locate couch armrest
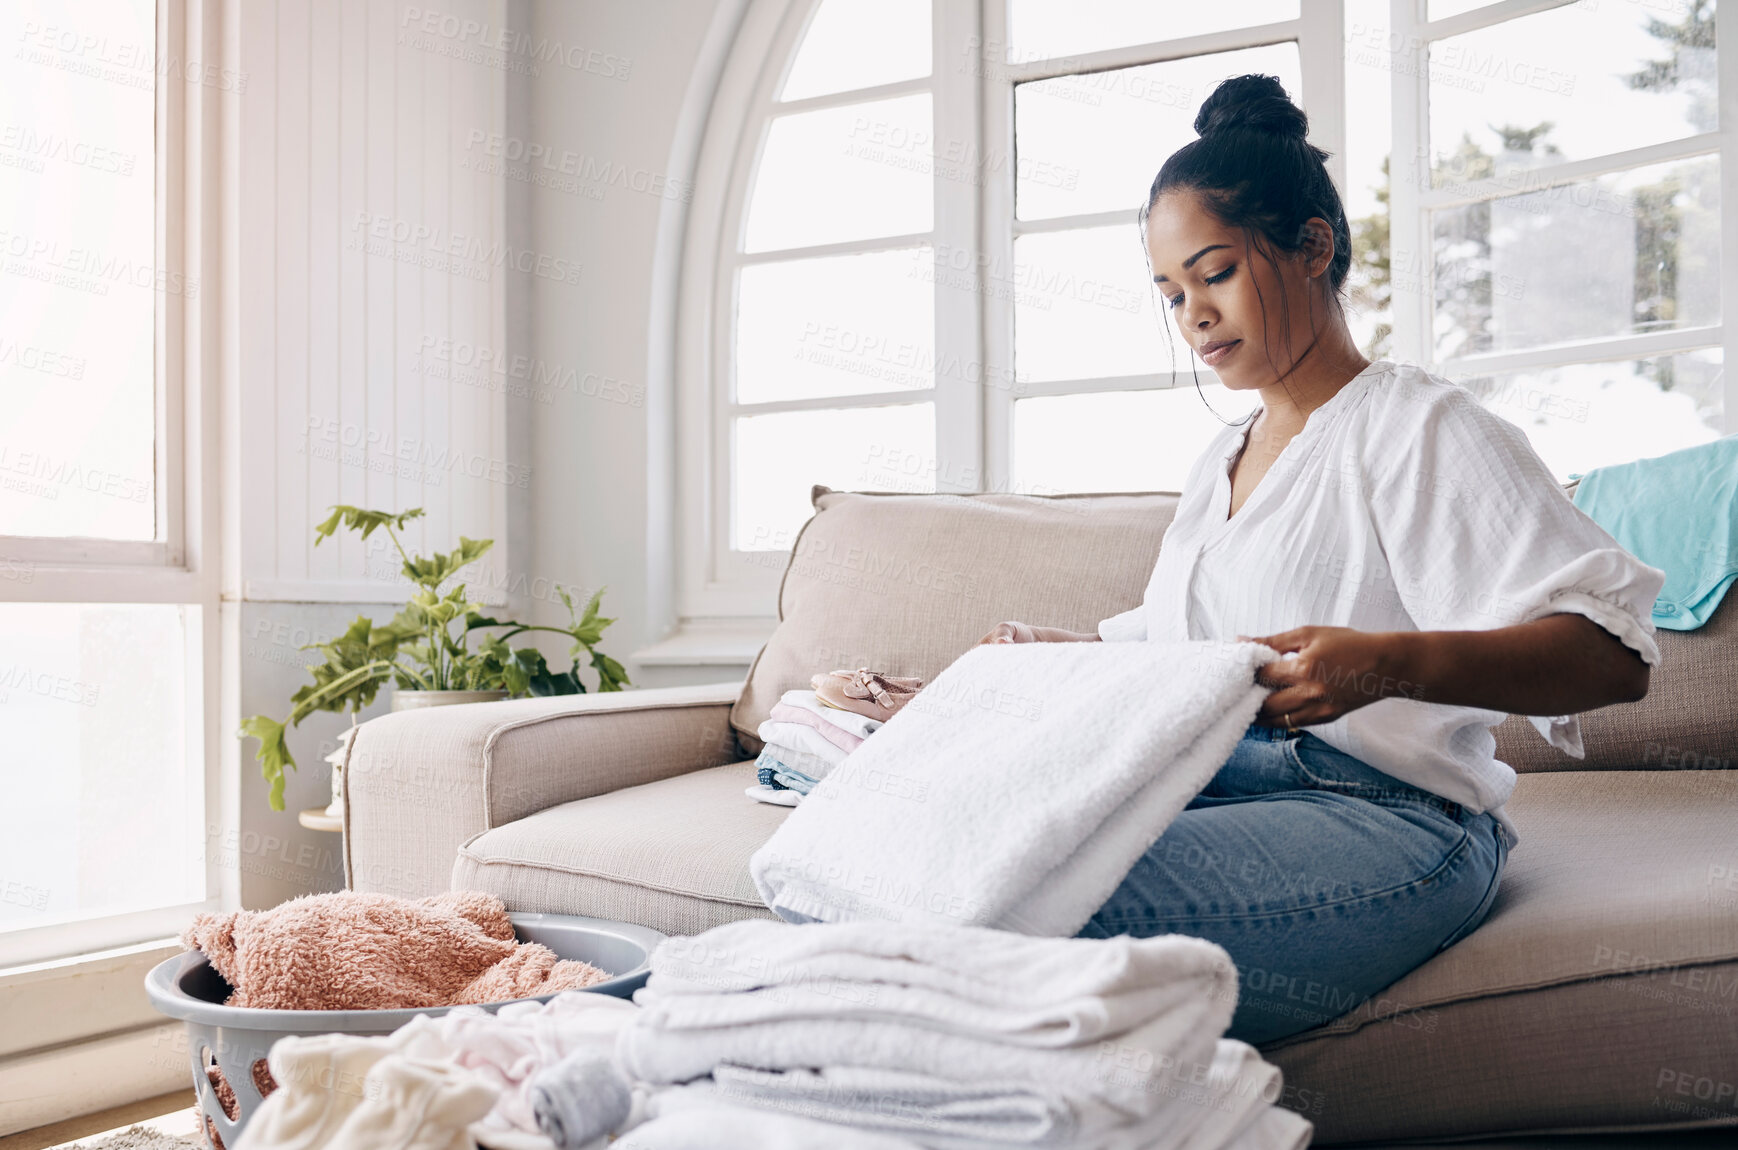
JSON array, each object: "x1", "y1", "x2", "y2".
[{"x1": 342, "y1": 681, "x2": 744, "y2": 897}]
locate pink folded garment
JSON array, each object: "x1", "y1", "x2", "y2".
[
  {"x1": 769, "y1": 702, "x2": 865, "y2": 753},
  {"x1": 182, "y1": 890, "x2": 612, "y2": 1011}
]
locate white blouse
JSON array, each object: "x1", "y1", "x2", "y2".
[{"x1": 1097, "y1": 359, "x2": 1666, "y2": 843}]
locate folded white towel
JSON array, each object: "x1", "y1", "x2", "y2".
[
  {"x1": 751, "y1": 640, "x2": 1276, "y2": 936},
  {"x1": 616, "y1": 1009, "x2": 1222, "y2": 1128},
  {"x1": 623, "y1": 1091, "x2": 925, "y2": 1149},
  {"x1": 638, "y1": 1041, "x2": 1309, "y2": 1150},
  {"x1": 677, "y1": 1040, "x2": 1305, "y2": 1150},
  {"x1": 756, "y1": 719, "x2": 850, "y2": 767},
  {"x1": 637, "y1": 920, "x2": 1236, "y2": 1049},
  {"x1": 778, "y1": 688, "x2": 885, "y2": 739},
  {"x1": 647, "y1": 919, "x2": 1229, "y2": 1008}
]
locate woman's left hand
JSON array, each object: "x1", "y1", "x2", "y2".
[{"x1": 1237, "y1": 626, "x2": 1423, "y2": 728}]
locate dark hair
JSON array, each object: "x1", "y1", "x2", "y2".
[
  {"x1": 1146, "y1": 73, "x2": 1350, "y2": 291},
  {"x1": 1142, "y1": 74, "x2": 1351, "y2": 407}
]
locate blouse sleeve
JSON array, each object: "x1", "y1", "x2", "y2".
[
  {"x1": 1368, "y1": 386, "x2": 1667, "y2": 756},
  {"x1": 1097, "y1": 605, "x2": 1147, "y2": 643}
]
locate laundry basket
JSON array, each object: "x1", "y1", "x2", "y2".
[{"x1": 144, "y1": 911, "x2": 665, "y2": 1150}]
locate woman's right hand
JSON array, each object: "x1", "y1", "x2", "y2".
[{"x1": 977, "y1": 620, "x2": 1040, "y2": 645}]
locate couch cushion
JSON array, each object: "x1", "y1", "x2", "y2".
[
  {"x1": 1493, "y1": 592, "x2": 1738, "y2": 772},
  {"x1": 732, "y1": 485, "x2": 1180, "y2": 754},
  {"x1": 452, "y1": 760, "x2": 784, "y2": 937},
  {"x1": 1265, "y1": 769, "x2": 1738, "y2": 1143}
]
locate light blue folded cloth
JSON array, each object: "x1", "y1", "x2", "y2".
[{"x1": 1572, "y1": 435, "x2": 1738, "y2": 630}]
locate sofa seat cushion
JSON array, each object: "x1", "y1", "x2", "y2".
[
  {"x1": 452, "y1": 760, "x2": 786, "y2": 937},
  {"x1": 1266, "y1": 769, "x2": 1738, "y2": 1143}
]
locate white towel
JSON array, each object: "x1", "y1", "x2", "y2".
[
  {"x1": 751, "y1": 640, "x2": 1277, "y2": 936},
  {"x1": 623, "y1": 1091, "x2": 925, "y2": 1149},
  {"x1": 616, "y1": 925, "x2": 1237, "y2": 1130},
  {"x1": 779, "y1": 687, "x2": 885, "y2": 739},
  {"x1": 637, "y1": 1042, "x2": 1310, "y2": 1150},
  {"x1": 637, "y1": 919, "x2": 1235, "y2": 1048}
]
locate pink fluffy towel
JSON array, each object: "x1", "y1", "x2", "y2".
[{"x1": 181, "y1": 890, "x2": 613, "y2": 1010}]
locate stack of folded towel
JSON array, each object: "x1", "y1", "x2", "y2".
[
  {"x1": 609, "y1": 918, "x2": 1313, "y2": 1150},
  {"x1": 748, "y1": 687, "x2": 888, "y2": 805}
]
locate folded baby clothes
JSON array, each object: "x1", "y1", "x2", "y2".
[
  {"x1": 745, "y1": 783, "x2": 802, "y2": 807},
  {"x1": 769, "y1": 701, "x2": 866, "y2": 752},
  {"x1": 776, "y1": 687, "x2": 885, "y2": 741},
  {"x1": 756, "y1": 719, "x2": 850, "y2": 768},
  {"x1": 754, "y1": 746, "x2": 828, "y2": 793}
]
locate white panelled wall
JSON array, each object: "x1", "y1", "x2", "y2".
[{"x1": 228, "y1": 0, "x2": 526, "y2": 908}]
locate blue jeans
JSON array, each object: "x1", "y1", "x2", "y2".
[{"x1": 1075, "y1": 725, "x2": 1508, "y2": 1045}]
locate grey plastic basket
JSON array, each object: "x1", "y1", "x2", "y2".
[{"x1": 144, "y1": 911, "x2": 664, "y2": 1149}]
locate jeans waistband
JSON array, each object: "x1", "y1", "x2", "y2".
[{"x1": 1242, "y1": 722, "x2": 1295, "y2": 743}]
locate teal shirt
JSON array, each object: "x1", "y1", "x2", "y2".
[{"x1": 1572, "y1": 435, "x2": 1738, "y2": 630}]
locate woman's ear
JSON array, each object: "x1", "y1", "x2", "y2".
[{"x1": 1300, "y1": 218, "x2": 1336, "y2": 279}]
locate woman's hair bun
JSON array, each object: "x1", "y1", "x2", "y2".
[{"x1": 1193, "y1": 74, "x2": 1309, "y2": 140}]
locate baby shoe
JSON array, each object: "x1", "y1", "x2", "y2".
[{"x1": 810, "y1": 668, "x2": 925, "y2": 723}]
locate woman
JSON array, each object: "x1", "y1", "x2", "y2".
[{"x1": 976, "y1": 75, "x2": 1665, "y2": 1045}]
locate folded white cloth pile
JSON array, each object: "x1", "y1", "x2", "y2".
[
  {"x1": 748, "y1": 687, "x2": 886, "y2": 807},
  {"x1": 609, "y1": 918, "x2": 1312, "y2": 1150},
  {"x1": 751, "y1": 639, "x2": 1277, "y2": 935},
  {"x1": 236, "y1": 991, "x2": 643, "y2": 1150}
]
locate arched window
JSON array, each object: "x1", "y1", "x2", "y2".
[{"x1": 676, "y1": 0, "x2": 1342, "y2": 628}]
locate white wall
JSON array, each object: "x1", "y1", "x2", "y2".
[
  {"x1": 521, "y1": 0, "x2": 740, "y2": 688},
  {"x1": 231, "y1": 0, "x2": 519, "y2": 906}
]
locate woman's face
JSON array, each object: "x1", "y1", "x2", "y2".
[{"x1": 1144, "y1": 190, "x2": 1326, "y2": 390}]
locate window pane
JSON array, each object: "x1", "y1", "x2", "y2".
[
  {"x1": 1431, "y1": 157, "x2": 1719, "y2": 359},
  {"x1": 737, "y1": 248, "x2": 933, "y2": 404},
  {"x1": 745, "y1": 94, "x2": 933, "y2": 253},
  {"x1": 1428, "y1": 1, "x2": 1715, "y2": 181},
  {"x1": 734, "y1": 403, "x2": 934, "y2": 550},
  {"x1": 1015, "y1": 386, "x2": 1259, "y2": 493},
  {"x1": 1006, "y1": 0, "x2": 1299, "y2": 62},
  {"x1": 781, "y1": 0, "x2": 931, "y2": 101},
  {"x1": 1013, "y1": 225, "x2": 1164, "y2": 383},
  {"x1": 1015, "y1": 43, "x2": 1302, "y2": 220},
  {"x1": 1461, "y1": 350, "x2": 1723, "y2": 480},
  {"x1": 0, "y1": 604, "x2": 202, "y2": 933},
  {"x1": 0, "y1": 0, "x2": 157, "y2": 541}
]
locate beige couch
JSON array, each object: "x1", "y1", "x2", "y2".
[{"x1": 344, "y1": 485, "x2": 1738, "y2": 1145}]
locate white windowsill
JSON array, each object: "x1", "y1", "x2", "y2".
[{"x1": 630, "y1": 616, "x2": 777, "y2": 666}]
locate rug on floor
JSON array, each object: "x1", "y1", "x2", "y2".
[{"x1": 73, "y1": 1126, "x2": 201, "y2": 1150}]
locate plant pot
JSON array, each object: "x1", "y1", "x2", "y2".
[{"x1": 391, "y1": 689, "x2": 509, "y2": 712}]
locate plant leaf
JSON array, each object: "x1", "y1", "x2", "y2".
[
  {"x1": 591, "y1": 648, "x2": 630, "y2": 692},
  {"x1": 314, "y1": 505, "x2": 425, "y2": 545},
  {"x1": 239, "y1": 714, "x2": 295, "y2": 811}
]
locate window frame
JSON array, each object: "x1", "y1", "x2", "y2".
[
  {"x1": 676, "y1": 0, "x2": 1348, "y2": 627},
  {"x1": 1387, "y1": 0, "x2": 1738, "y2": 437},
  {"x1": 0, "y1": 0, "x2": 225, "y2": 969}
]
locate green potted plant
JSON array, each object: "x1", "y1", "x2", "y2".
[{"x1": 239, "y1": 506, "x2": 630, "y2": 811}]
